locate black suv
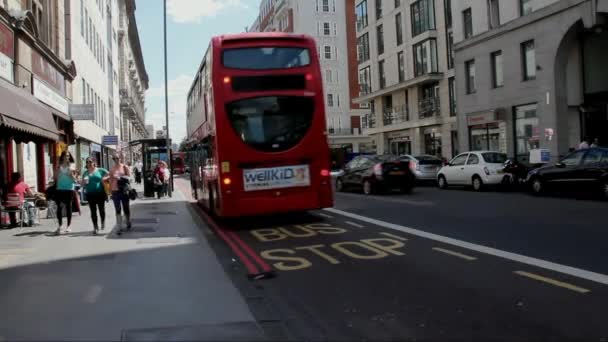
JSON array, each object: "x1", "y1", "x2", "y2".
[{"x1": 526, "y1": 147, "x2": 608, "y2": 199}]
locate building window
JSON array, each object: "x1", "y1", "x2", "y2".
[
  {"x1": 411, "y1": 0, "x2": 436, "y2": 37},
  {"x1": 444, "y1": 0, "x2": 452, "y2": 29},
  {"x1": 522, "y1": 40, "x2": 536, "y2": 80},
  {"x1": 324, "y1": 45, "x2": 332, "y2": 59},
  {"x1": 357, "y1": 33, "x2": 370, "y2": 63},
  {"x1": 322, "y1": 0, "x2": 330, "y2": 12},
  {"x1": 395, "y1": 13, "x2": 403, "y2": 46},
  {"x1": 397, "y1": 51, "x2": 405, "y2": 82},
  {"x1": 356, "y1": 0, "x2": 368, "y2": 32},
  {"x1": 323, "y1": 22, "x2": 331, "y2": 35},
  {"x1": 448, "y1": 77, "x2": 456, "y2": 116},
  {"x1": 491, "y1": 50, "x2": 504, "y2": 87},
  {"x1": 89, "y1": 17, "x2": 93, "y2": 50},
  {"x1": 465, "y1": 59, "x2": 476, "y2": 94},
  {"x1": 80, "y1": 0, "x2": 85, "y2": 37},
  {"x1": 520, "y1": 0, "x2": 533, "y2": 16},
  {"x1": 395, "y1": 0, "x2": 401, "y2": 7},
  {"x1": 327, "y1": 93, "x2": 334, "y2": 107},
  {"x1": 359, "y1": 66, "x2": 372, "y2": 95},
  {"x1": 375, "y1": 0, "x2": 382, "y2": 19},
  {"x1": 514, "y1": 103, "x2": 539, "y2": 158},
  {"x1": 446, "y1": 31, "x2": 454, "y2": 69},
  {"x1": 82, "y1": 79, "x2": 86, "y2": 103},
  {"x1": 413, "y1": 38, "x2": 438, "y2": 77},
  {"x1": 378, "y1": 60, "x2": 386, "y2": 89},
  {"x1": 376, "y1": 24, "x2": 384, "y2": 55},
  {"x1": 325, "y1": 69, "x2": 333, "y2": 83},
  {"x1": 488, "y1": 0, "x2": 500, "y2": 29},
  {"x1": 463, "y1": 8, "x2": 473, "y2": 39},
  {"x1": 30, "y1": 0, "x2": 52, "y2": 47}
]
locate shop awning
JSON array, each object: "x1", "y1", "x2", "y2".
[{"x1": 0, "y1": 77, "x2": 61, "y2": 141}]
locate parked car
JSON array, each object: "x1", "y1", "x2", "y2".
[
  {"x1": 437, "y1": 151, "x2": 508, "y2": 191},
  {"x1": 526, "y1": 147, "x2": 608, "y2": 199},
  {"x1": 335, "y1": 155, "x2": 415, "y2": 195},
  {"x1": 399, "y1": 154, "x2": 444, "y2": 182}
]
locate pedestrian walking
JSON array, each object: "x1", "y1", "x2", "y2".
[
  {"x1": 82, "y1": 157, "x2": 109, "y2": 235},
  {"x1": 54, "y1": 151, "x2": 77, "y2": 235},
  {"x1": 109, "y1": 154, "x2": 132, "y2": 234},
  {"x1": 578, "y1": 137, "x2": 590, "y2": 150},
  {"x1": 161, "y1": 161, "x2": 171, "y2": 197}
]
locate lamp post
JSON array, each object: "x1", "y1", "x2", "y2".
[{"x1": 163, "y1": 0, "x2": 172, "y2": 197}]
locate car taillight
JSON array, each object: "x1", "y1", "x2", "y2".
[
  {"x1": 305, "y1": 73, "x2": 313, "y2": 81},
  {"x1": 484, "y1": 167, "x2": 490, "y2": 175},
  {"x1": 223, "y1": 76, "x2": 231, "y2": 84},
  {"x1": 320, "y1": 169, "x2": 330, "y2": 177},
  {"x1": 223, "y1": 177, "x2": 232, "y2": 185},
  {"x1": 374, "y1": 163, "x2": 383, "y2": 176}
]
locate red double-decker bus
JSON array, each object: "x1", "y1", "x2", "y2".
[{"x1": 186, "y1": 33, "x2": 333, "y2": 217}]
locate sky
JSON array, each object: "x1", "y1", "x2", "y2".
[{"x1": 135, "y1": 0, "x2": 259, "y2": 142}]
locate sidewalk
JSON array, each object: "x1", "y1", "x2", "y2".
[{"x1": 0, "y1": 183, "x2": 264, "y2": 341}]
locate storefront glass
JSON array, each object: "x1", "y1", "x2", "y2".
[
  {"x1": 424, "y1": 132, "x2": 442, "y2": 156},
  {"x1": 469, "y1": 122, "x2": 506, "y2": 153},
  {"x1": 389, "y1": 138, "x2": 411, "y2": 155},
  {"x1": 514, "y1": 104, "x2": 540, "y2": 157}
]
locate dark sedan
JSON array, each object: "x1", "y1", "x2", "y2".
[
  {"x1": 335, "y1": 155, "x2": 415, "y2": 195},
  {"x1": 526, "y1": 147, "x2": 608, "y2": 199}
]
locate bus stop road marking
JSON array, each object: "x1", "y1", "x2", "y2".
[
  {"x1": 324, "y1": 208, "x2": 608, "y2": 287},
  {"x1": 432, "y1": 247, "x2": 477, "y2": 261},
  {"x1": 514, "y1": 271, "x2": 590, "y2": 294}
]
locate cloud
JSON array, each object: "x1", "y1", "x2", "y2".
[
  {"x1": 166, "y1": 0, "x2": 249, "y2": 24},
  {"x1": 146, "y1": 74, "x2": 192, "y2": 141}
]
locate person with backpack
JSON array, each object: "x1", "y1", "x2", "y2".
[
  {"x1": 109, "y1": 154, "x2": 132, "y2": 234},
  {"x1": 81, "y1": 157, "x2": 109, "y2": 235}
]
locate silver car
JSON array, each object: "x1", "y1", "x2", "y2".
[{"x1": 399, "y1": 155, "x2": 444, "y2": 181}]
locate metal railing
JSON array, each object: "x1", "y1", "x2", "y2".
[
  {"x1": 359, "y1": 84, "x2": 372, "y2": 96},
  {"x1": 419, "y1": 96, "x2": 441, "y2": 119},
  {"x1": 383, "y1": 105, "x2": 409, "y2": 125},
  {"x1": 362, "y1": 114, "x2": 377, "y2": 129}
]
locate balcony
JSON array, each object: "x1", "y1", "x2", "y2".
[
  {"x1": 383, "y1": 105, "x2": 409, "y2": 126},
  {"x1": 362, "y1": 114, "x2": 377, "y2": 129},
  {"x1": 419, "y1": 97, "x2": 441, "y2": 119},
  {"x1": 328, "y1": 128, "x2": 362, "y2": 136},
  {"x1": 120, "y1": 87, "x2": 145, "y2": 125}
]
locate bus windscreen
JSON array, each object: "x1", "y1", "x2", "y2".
[{"x1": 222, "y1": 47, "x2": 310, "y2": 70}]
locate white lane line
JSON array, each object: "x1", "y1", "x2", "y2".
[
  {"x1": 317, "y1": 213, "x2": 334, "y2": 219},
  {"x1": 83, "y1": 285, "x2": 103, "y2": 304},
  {"x1": 432, "y1": 247, "x2": 477, "y2": 261},
  {"x1": 514, "y1": 271, "x2": 590, "y2": 294},
  {"x1": 345, "y1": 221, "x2": 365, "y2": 228},
  {"x1": 324, "y1": 208, "x2": 608, "y2": 286}
]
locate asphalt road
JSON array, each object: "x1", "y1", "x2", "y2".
[{"x1": 191, "y1": 179, "x2": 608, "y2": 341}]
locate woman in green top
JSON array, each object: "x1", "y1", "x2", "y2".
[{"x1": 81, "y1": 157, "x2": 110, "y2": 234}]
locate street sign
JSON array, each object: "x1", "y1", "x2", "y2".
[
  {"x1": 102, "y1": 135, "x2": 119, "y2": 145},
  {"x1": 69, "y1": 104, "x2": 95, "y2": 120}
]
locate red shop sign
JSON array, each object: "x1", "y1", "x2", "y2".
[{"x1": 31, "y1": 50, "x2": 66, "y2": 96}]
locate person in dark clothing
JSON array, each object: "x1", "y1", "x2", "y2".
[{"x1": 82, "y1": 157, "x2": 109, "y2": 234}]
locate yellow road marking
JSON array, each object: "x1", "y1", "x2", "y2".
[
  {"x1": 345, "y1": 221, "x2": 364, "y2": 228},
  {"x1": 514, "y1": 271, "x2": 590, "y2": 294},
  {"x1": 432, "y1": 247, "x2": 477, "y2": 261},
  {"x1": 83, "y1": 285, "x2": 104, "y2": 303},
  {"x1": 379, "y1": 232, "x2": 408, "y2": 241}
]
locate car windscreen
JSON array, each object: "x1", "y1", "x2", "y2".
[
  {"x1": 414, "y1": 155, "x2": 443, "y2": 165},
  {"x1": 223, "y1": 47, "x2": 311, "y2": 70},
  {"x1": 482, "y1": 152, "x2": 507, "y2": 164},
  {"x1": 226, "y1": 96, "x2": 314, "y2": 152}
]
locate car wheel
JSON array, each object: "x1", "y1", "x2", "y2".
[
  {"x1": 531, "y1": 177, "x2": 544, "y2": 195},
  {"x1": 336, "y1": 178, "x2": 344, "y2": 192},
  {"x1": 437, "y1": 175, "x2": 448, "y2": 189},
  {"x1": 362, "y1": 180, "x2": 373, "y2": 195},
  {"x1": 472, "y1": 176, "x2": 483, "y2": 192}
]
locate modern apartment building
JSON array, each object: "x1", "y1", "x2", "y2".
[
  {"x1": 249, "y1": 0, "x2": 371, "y2": 156},
  {"x1": 117, "y1": 0, "x2": 148, "y2": 163},
  {"x1": 353, "y1": 0, "x2": 458, "y2": 159},
  {"x1": 452, "y1": 0, "x2": 608, "y2": 163}
]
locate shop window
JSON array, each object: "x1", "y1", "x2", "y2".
[{"x1": 514, "y1": 103, "x2": 539, "y2": 159}]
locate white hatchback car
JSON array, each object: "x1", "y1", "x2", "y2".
[{"x1": 437, "y1": 151, "x2": 508, "y2": 191}]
